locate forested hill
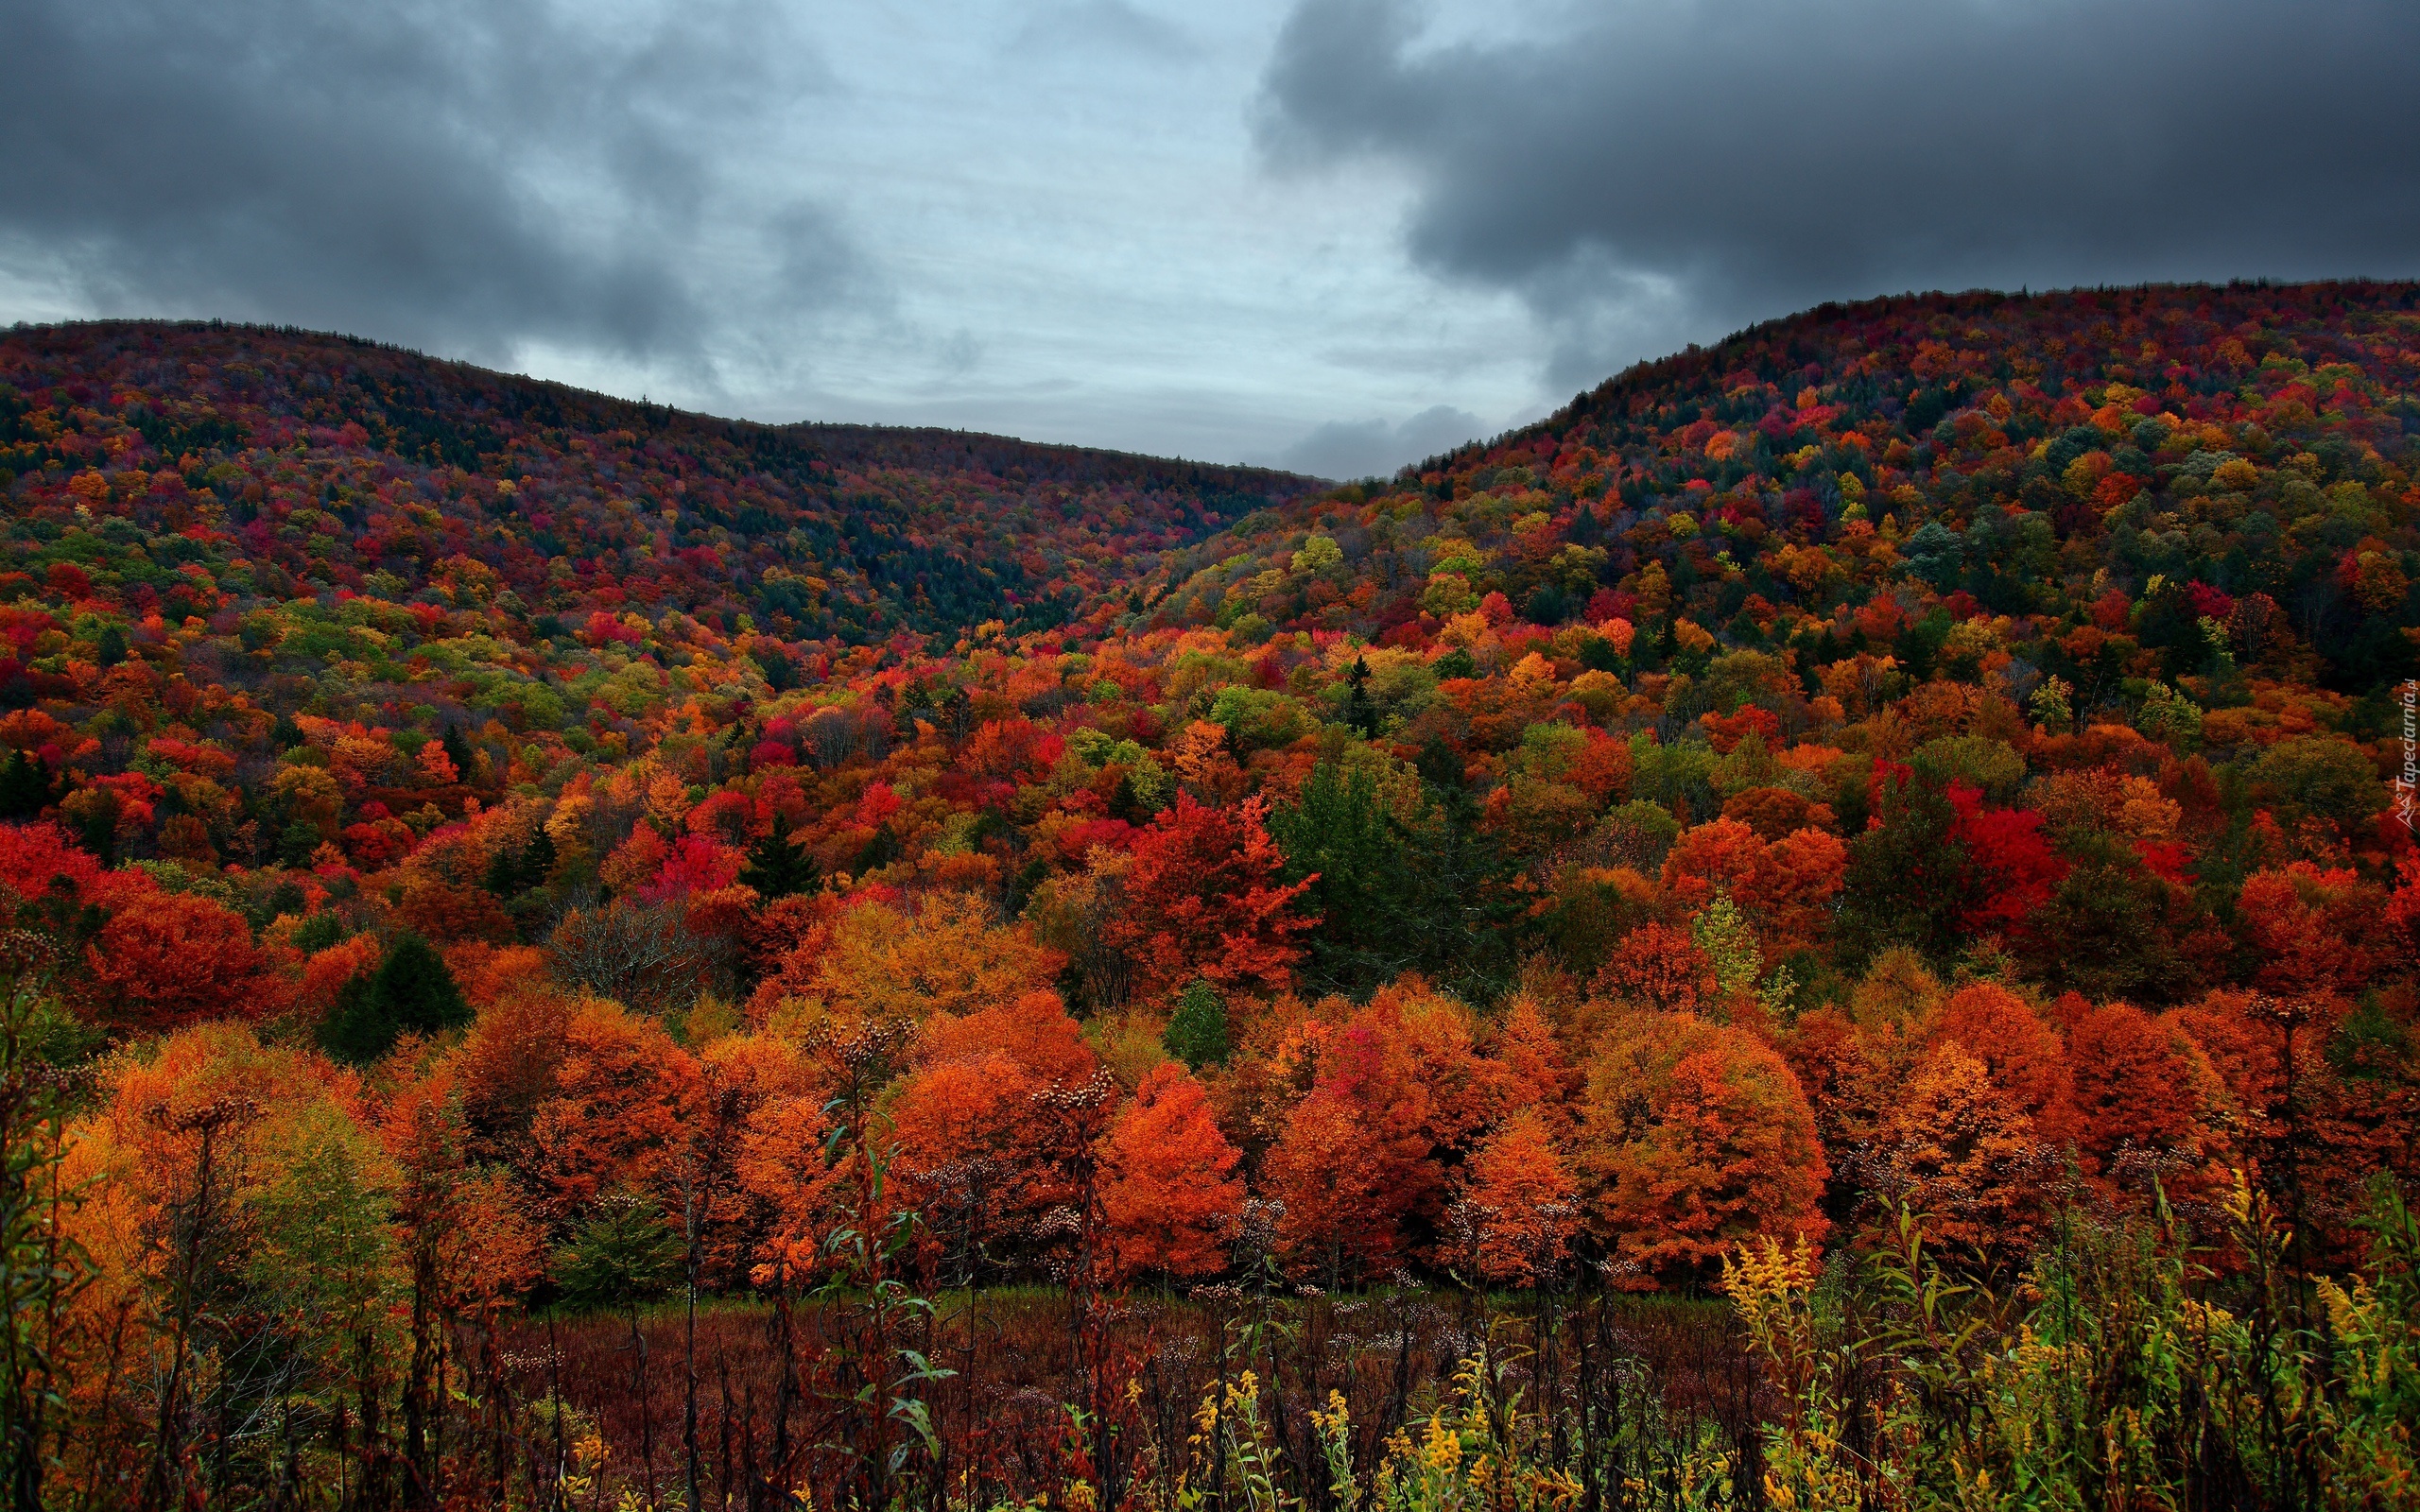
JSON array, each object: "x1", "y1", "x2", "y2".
[
  {"x1": 9, "y1": 284, "x2": 2420, "y2": 1511},
  {"x1": 1156, "y1": 279, "x2": 2420, "y2": 697},
  {"x1": 0, "y1": 270, "x2": 2410, "y2": 1315},
  {"x1": 0, "y1": 319, "x2": 1319, "y2": 645}
]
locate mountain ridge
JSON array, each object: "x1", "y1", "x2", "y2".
[
  {"x1": 1157, "y1": 277, "x2": 2419, "y2": 700},
  {"x1": 0, "y1": 318, "x2": 1322, "y2": 647}
]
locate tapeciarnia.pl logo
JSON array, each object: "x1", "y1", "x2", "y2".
[{"x1": 2400, "y1": 679, "x2": 2417, "y2": 832}]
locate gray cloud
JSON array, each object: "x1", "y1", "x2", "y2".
[
  {"x1": 1012, "y1": 1, "x2": 1200, "y2": 62},
  {"x1": 1281, "y1": 403, "x2": 1485, "y2": 479},
  {"x1": 1258, "y1": 0, "x2": 2420, "y2": 393},
  {"x1": 0, "y1": 0, "x2": 853, "y2": 368}
]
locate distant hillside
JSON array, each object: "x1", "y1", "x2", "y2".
[
  {"x1": 0, "y1": 319, "x2": 1319, "y2": 645},
  {"x1": 1152, "y1": 279, "x2": 2420, "y2": 697}
]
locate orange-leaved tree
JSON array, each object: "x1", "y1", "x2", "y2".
[
  {"x1": 1927, "y1": 981, "x2": 2077, "y2": 1141},
  {"x1": 1663, "y1": 817, "x2": 1847, "y2": 956},
  {"x1": 1577, "y1": 1010, "x2": 1828, "y2": 1289},
  {"x1": 1873, "y1": 1042, "x2": 2048, "y2": 1253},
  {"x1": 888, "y1": 990, "x2": 1101, "y2": 1276},
  {"x1": 748, "y1": 889, "x2": 1063, "y2": 1029},
  {"x1": 735, "y1": 1087, "x2": 843, "y2": 1286},
  {"x1": 1777, "y1": 1006, "x2": 1886, "y2": 1153},
  {"x1": 527, "y1": 999, "x2": 708, "y2": 1217},
  {"x1": 1098, "y1": 1060, "x2": 1244, "y2": 1280},
  {"x1": 1588, "y1": 921, "x2": 1716, "y2": 1016},
  {"x1": 2236, "y1": 864, "x2": 2376, "y2": 1000},
  {"x1": 1452, "y1": 1109, "x2": 1579, "y2": 1283},
  {"x1": 1261, "y1": 1013, "x2": 1432, "y2": 1278},
  {"x1": 2065, "y1": 1002, "x2": 2218, "y2": 1188},
  {"x1": 1260, "y1": 980, "x2": 1508, "y2": 1277},
  {"x1": 1490, "y1": 992, "x2": 1579, "y2": 1133}
]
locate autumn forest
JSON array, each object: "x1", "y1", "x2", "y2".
[{"x1": 3, "y1": 283, "x2": 2418, "y2": 1511}]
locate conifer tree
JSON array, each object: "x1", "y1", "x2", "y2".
[
  {"x1": 519, "y1": 823, "x2": 558, "y2": 890},
  {"x1": 738, "y1": 814, "x2": 816, "y2": 900},
  {"x1": 0, "y1": 751, "x2": 47, "y2": 821},
  {"x1": 441, "y1": 726, "x2": 477, "y2": 785},
  {"x1": 555, "y1": 1193, "x2": 684, "y2": 1314},
  {"x1": 1162, "y1": 979, "x2": 1230, "y2": 1070},
  {"x1": 1343, "y1": 655, "x2": 1381, "y2": 737},
  {"x1": 484, "y1": 824, "x2": 558, "y2": 897},
  {"x1": 320, "y1": 933, "x2": 471, "y2": 1065}
]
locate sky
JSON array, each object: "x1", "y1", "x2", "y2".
[{"x1": 4, "y1": 0, "x2": 2417, "y2": 478}]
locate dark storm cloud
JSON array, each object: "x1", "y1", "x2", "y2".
[
  {"x1": 0, "y1": 0, "x2": 848, "y2": 364},
  {"x1": 1258, "y1": 0, "x2": 2420, "y2": 391}
]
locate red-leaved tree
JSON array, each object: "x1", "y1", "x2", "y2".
[
  {"x1": 1100, "y1": 793, "x2": 1314, "y2": 1002},
  {"x1": 86, "y1": 889, "x2": 273, "y2": 1031}
]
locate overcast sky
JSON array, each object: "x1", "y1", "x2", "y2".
[{"x1": 5, "y1": 0, "x2": 2416, "y2": 478}]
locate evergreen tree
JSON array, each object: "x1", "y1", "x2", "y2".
[
  {"x1": 941, "y1": 685, "x2": 973, "y2": 740},
  {"x1": 482, "y1": 844, "x2": 517, "y2": 898},
  {"x1": 75, "y1": 807, "x2": 114, "y2": 868},
  {"x1": 554, "y1": 1194, "x2": 684, "y2": 1314},
  {"x1": 738, "y1": 815, "x2": 816, "y2": 899},
  {"x1": 1836, "y1": 771, "x2": 1969, "y2": 970},
  {"x1": 1, "y1": 936, "x2": 88, "y2": 1511},
  {"x1": 519, "y1": 823, "x2": 557, "y2": 890},
  {"x1": 852, "y1": 823, "x2": 902, "y2": 876},
  {"x1": 1272, "y1": 761, "x2": 1409, "y2": 992},
  {"x1": 551, "y1": 1192, "x2": 686, "y2": 1503},
  {"x1": 318, "y1": 933, "x2": 471, "y2": 1065},
  {"x1": 1398, "y1": 771, "x2": 1522, "y2": 996},
  {"x1": 265, "y1": 880, "x2": 309, "y2": 922},
  {"x1": 1162, "y1": 979, "x2": 1231, "y2": 1070},
  {"x1": 0, "y1": 750, "x2": 49, "y2": 820},
  {"x1": 1272, "y1": 759, "x2": 1516, "y2": 998},
  {"x1": 758, "y1": 646, "x2": 797, "y2": 693},
  {"x1": 1342, "y1": 656, "x2": 1381, "y2": 737},
  {"x1": 441, "y1": 726, "x2": 477, "y2": 785},
  {"x1": 483, "y1": 824, "x2": 558, "y2": 897},
  {"x1": 275, "y1": 821, "x2": 321, "y2": 868},
  {"x1": 289, "y1": 910, "x2": 345, "y2": 954}
]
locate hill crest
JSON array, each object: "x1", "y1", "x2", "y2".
[{"x1": 0, "y1": 318, "x2": 1320, "y2": 647}]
